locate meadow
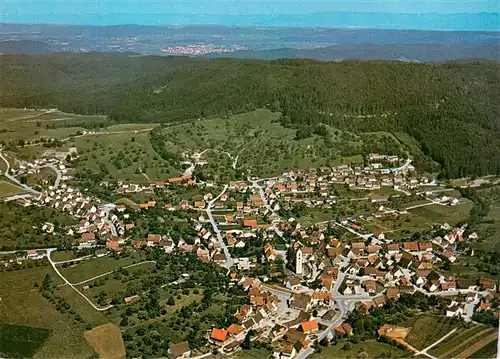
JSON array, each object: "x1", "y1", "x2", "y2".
[
  {"x1": 0, "y1": 266, "x2": 97, "y2": 358},
  {"x1": 58, "y1": 254, "x2": 145, "y2": 284},
  {"x1": 153, "y1": 109, "x2": 401, "y2": 178},
  {"x1": 429, "y1": 324, "x2": 497, "y2": 358},
  {"x1": 0, "y1": 180, "x2": 27, "y2": 198},
  {"x1": 403, "y1": 314, "x2": 459, "y2": 350},
  {"x1": 0, "y1": 201, "x2": 76, "y2": 250},
  {"x1": 0, "y1": 108, "x2": 177, "y2": 183},
  {"x1": 312, "y1": 339, "x2": 411, "y2": 359}
]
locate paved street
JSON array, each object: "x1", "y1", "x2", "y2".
[{"x1": 206, "y1": 184, "x2": 234, "y2": 269}]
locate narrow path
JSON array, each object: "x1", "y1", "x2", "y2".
[{"x1": 46, "y1": 249, "x2": 114, "y2": 311}]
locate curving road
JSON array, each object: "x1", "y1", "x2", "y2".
[
  {"x1": 41, "y1": 163, "x2": 62, "y2": 188},
  {"x1": 0, "y1": 150, "x2": 41, "y2": 195},
  {"x1": 46, "y1": 248, "x2": 114, "y2": 311}
]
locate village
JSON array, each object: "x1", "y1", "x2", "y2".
[{"x1": 0, "y1": 148, "x2": 498, "y2": 359}]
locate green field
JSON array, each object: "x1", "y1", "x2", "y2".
[
  {"x1": 312, "y1": 339, "x2": 411, "y2": 359},
  {"x1": 0, "y1": 324, "x2": 52, "y2": 358},
  {"x1": 0, "y1": 267, "x2": 97, "y2": 358},
  {"x1": 80, "y1": 261, "x2": 156, "y2": 306},
  {"x1": 0, "y1": 108, "x2": 106, "y2": 145},
  {"x1": 0, "y1": 202, "x2": 77, "y2": 249},
  {"x1": 72, "y1": 129, "x2": 178, "y2": 183},
  {"x1": 58, "y1": 255, "x2": 144, "y2": 284},
  {"x1": 0, "y1": 180, "x2": 26, "y2": 198},
  {"x1": 429, "y1": 324, "x2": 494, "y2": 358},
  {"x1": 470, "y1": 339, "x2": 498, "y2": 359},
  {"x1": 152, "y1": 109, "x2": 401, "y2": 178},
  {"x1": 408, "y1": 203, "x2": 473, "y2": 225},
  {"x1": 404, "y1": 315, "x2": 459, "y2": 350},
  {"x1": 0, "y1": 108, "x2": 177, "y2": 183},
  {"x1": 235, "y1": 348, "x2": 272, "y2": 358}
]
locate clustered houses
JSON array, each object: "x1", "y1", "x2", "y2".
[
  {"x1": 205, "y1": 277, "x2": 280, "y2": 354},
  {"x1": 7, "y1": 151, "x2": 499, "y2": 358}
]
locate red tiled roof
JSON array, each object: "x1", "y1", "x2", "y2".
[
  {"x1": 300, "y1": 320, "x2": 318, "y2": 333},
  {"x1": 227, "y1": 324, "x2": 244, "y2": 335},
  {"x1": 210, "y1": 328, "x2": 228, "y2": 342}
]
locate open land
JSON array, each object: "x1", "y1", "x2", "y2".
[
  {"x1": 84, "y1": 323, "x2": 126, "y2": 359},
  {"x1": 0, "y1": 266, "x2": 97, "y2": 358},
  {"x1": 0, "y1": 179, "x2": 27, "y2": 198}
]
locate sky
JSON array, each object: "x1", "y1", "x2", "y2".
[
  {"x1": 1, "y1": 0, "x2": 499, "y2": 28},
  {"x1": 2, "y1": 0, "x2": 499, "y2": 15}
]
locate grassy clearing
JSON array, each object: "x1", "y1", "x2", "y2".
[
  {"x1": 312, "y1": 339, "x2": 411, "y2": 359},
  {"x1": 0, "y1": 324, "x2": 52, "y2": 358},
  {"x1": 235, "y1": 348, "x2": 272, "y2": 358},
  {"x1": 84, "y1": 323, "x2": 126, "y2": 359},
  {"x1": 0, "y1": 179, "x2": 26, "y2": 198},
  {"x1": 72, "y1": 130, "x2": 177, "y2": 183},
  {"x1": 58, "y1": 255, "x2": 143, "y2": 284},
  {"x1": 81, "y1": 261, "x2": 156, "y2": 303},
  {"x1": 0, "y1": 109, "x2": 104, "y2": 144},
  {"x1": 50, "y1": 251, "x2": 79, "y2": 262},
  {"x1": 0, "y1": 267, "x2": 96, "y2": 358},
  {"x1": 408, "y1": 203, "x2": 472, "y2": 225},
  {"x1": 442, "y1": 256, "x2": 499, "y2": 281},
  {"x1": 403, "y1": 315, "x2": 459, "y2": 350},
  {"x1": 154, "y1": 109, "x2": 394, "y2": 177}
]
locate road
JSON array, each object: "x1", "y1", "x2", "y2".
[
  {"x1": 384, "y1": 158, "x2": 412, "y2": 174},
  {"x1": 0, "y1": 247, "x2": 57, "y2": 255},
  {"x1": 263, "y1": 270, "x2": 376, "y2": 359},
  {"x1": 46, "y1": 248, "x2": 114, "y2": 311},
  {"x1": 250, "y1": 178, "x2": 284, "y2": 238},
  {"x1": 0, "y1": 150, "x2": 41, "y2": 195},
  {"x1": 205, "y1": 185, "x2": 234, "y2": 269},
  {"x1": 40, "y1": 163, "x2": 62, "y2": 188}
]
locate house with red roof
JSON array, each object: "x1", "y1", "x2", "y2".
[{"x1": 210, "y1": 328, "x2": 228, "y2": 345}]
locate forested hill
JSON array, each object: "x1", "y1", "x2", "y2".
[{"x1": 1, "y1": 54, "x2": 499, "y2": 178}]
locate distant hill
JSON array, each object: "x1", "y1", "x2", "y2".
[
  {"x1": 2, "y1": 11, "x2": 499, "y2": 30},
  {"x1": 0, "y1": 24, "x2": 498, "y2": 61},
  {"x1": 0, "y1": 53, "x2": 499, "y2": 178},
  {"x1": 206, "y1": 44, "x2": 500, "y2": 62},
  {"x1": 0, "y1": 40, "x2": 51, "y2": 55}
]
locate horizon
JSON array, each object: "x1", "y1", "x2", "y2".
[
  {"x1": 1, "y1": 0, "x2": 499, "y2": 31},
  {"x1": 1, "y1": 12, "x2": 499, "y2": 32}
]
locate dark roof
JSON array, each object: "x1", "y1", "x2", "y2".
[{"x1": 289, "y1": 293, "x2": 311, "y2": 310}]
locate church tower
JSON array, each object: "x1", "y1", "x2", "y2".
[{"x1": 296, "y1": 248, "x2": 303, "y2": 275}]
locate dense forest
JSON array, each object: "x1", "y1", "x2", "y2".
[{"x1": 1, "y1": 54, "x2": 499, "y2": 178}]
